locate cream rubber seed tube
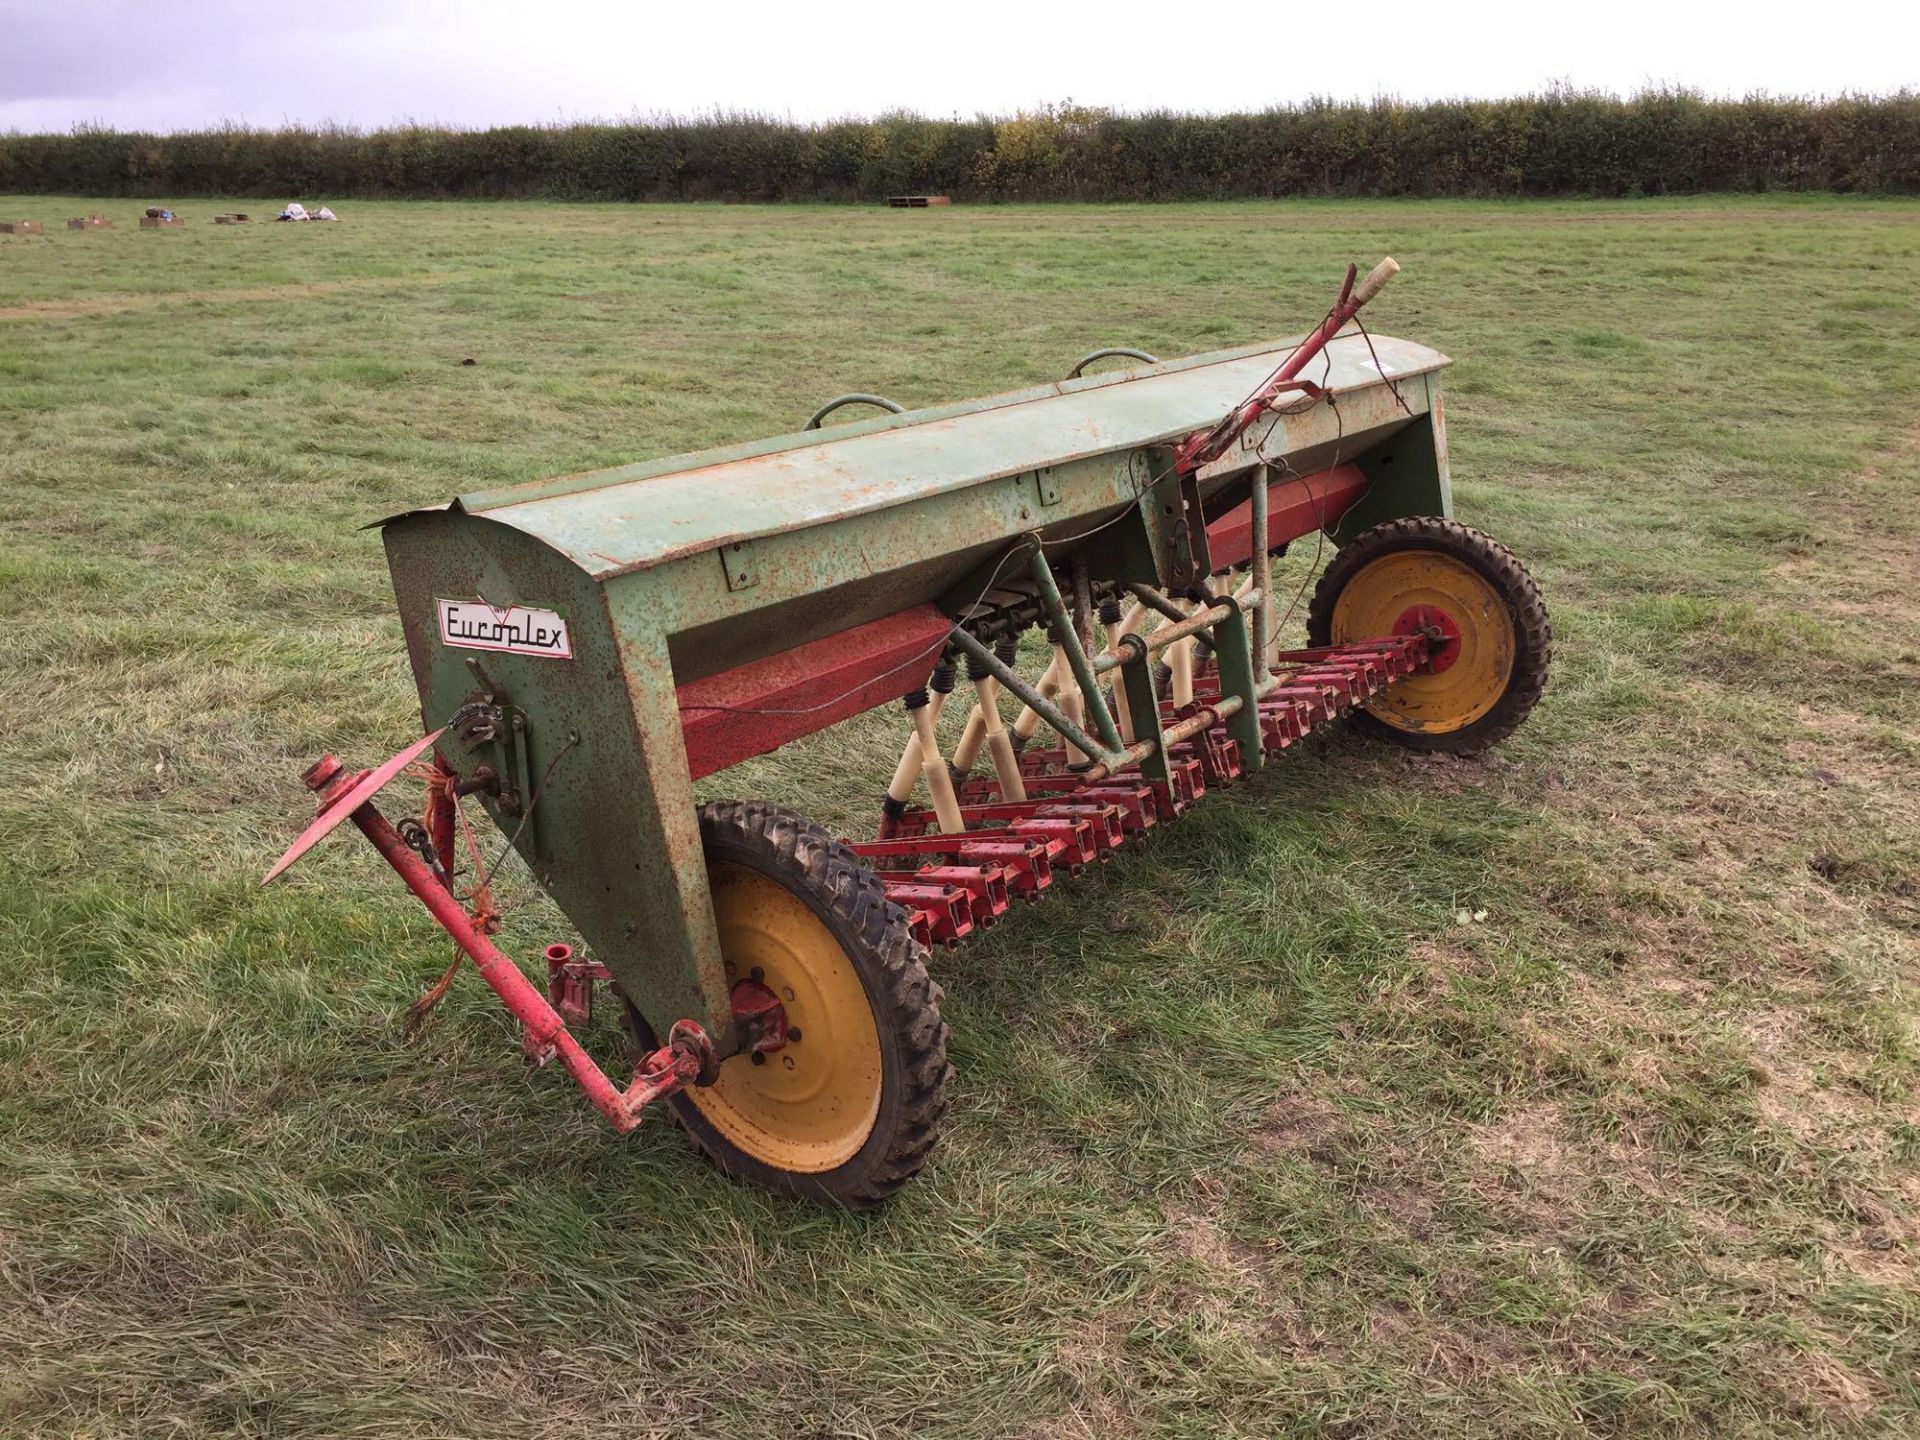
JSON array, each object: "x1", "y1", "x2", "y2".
[
  {"x1": 911, "y1": 701, "x2": 966, "y2": 834},
  {"x1": 1169, "y1": 640, "x2": 1193, "y2": 707},
  {"x1": 1048, "y1": 644, "x2": 1090, "y2": 765},
  {"x1": 1167, "y1": 601, "x2": 1195, "y2": 708},
  {"x1": 973, "y1": 674, "x2": 1026, "y2": 801},
  {"x1": 953, "y1": 636, "x2": 1023, "y2": 782},
  {"x1": 1011, "y1": 652, "x2": 1065, "y2": 743},
  {"x1": 1102, "y1": 600, "x2": 1147, "y2": 743},
  {"x1": 951, "y1": 704, "x2": 988, "y2": 775},
  {"x1": 885, "y1": 687, "x2": 948, "y2": 807}
]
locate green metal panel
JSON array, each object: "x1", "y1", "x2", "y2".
[
  {"x1": 453, "y1": 334, "x2": 1448, "y2": 581},
  {"x1": 382, "y1": 514, "x2": 731, "y2": 1042},
  {"x1": 1330, "y1": 374, "x2": 1454, "y2": 543},
  {"x1": 1207, "y1": 603, "x2": 1264, "y2": 771}
]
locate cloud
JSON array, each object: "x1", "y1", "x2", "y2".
[
  {"x1": 0, "y1": 0, "x2": 1908, "y2": 134},
  {"x1": 0, "y1": 3, "x2": 389, "y2": 99}
]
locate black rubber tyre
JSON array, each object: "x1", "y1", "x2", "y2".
[
  {"x1": 1305, "y1": 516, "x2": 1551, "y2": 754},
  {"x1": 620, "y1": 800, "x2": 952, "y2": 1208}
]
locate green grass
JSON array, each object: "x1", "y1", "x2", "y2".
[{"x1": 2, "y1": 194, "x2": 1917, "y2": 1438}]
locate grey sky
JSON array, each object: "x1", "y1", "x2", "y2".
[{"x1": 1, "y1": 0, "x2": 1912, "y2": 133}]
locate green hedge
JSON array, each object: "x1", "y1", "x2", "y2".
[{"x1": 3, "y1": 93, "x2": 1916, "y2": 201}]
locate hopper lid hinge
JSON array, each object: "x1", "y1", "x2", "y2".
[{"x1": 720, "y1": 540, "x2": 758, "y2": 591}]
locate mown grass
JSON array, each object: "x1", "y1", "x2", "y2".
[{"x1": 1, "y1": 194, "x2": 1916, "y2": 1438}]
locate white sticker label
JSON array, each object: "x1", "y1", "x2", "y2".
[{"x1": 437, "y1": 599, "x2": 573, "y2": 660}]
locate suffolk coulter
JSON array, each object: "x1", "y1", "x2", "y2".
[{"x1": 267, "y1": 260, "x2": 1550, "y2": 1206}]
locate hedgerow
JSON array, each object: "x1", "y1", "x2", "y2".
[{"x1": 3, "y1": 92, "x2": 1914, "y2": 200}]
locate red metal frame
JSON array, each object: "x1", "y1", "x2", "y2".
[
  {"x1": 1171, "y1": 258, "x2": 1393, "y2": 477},
  {"x1": 261, "y1": 729, "x2": 445, "y2": 885},
  {"x1": 266, "y1": 631, "x2": 1429, "y2": 1121},
  {"x1": 281, "y1": 755, "x2": 734, "y2": 1133},
  {"x1": 1204, "y1": 463, "x2": 1369, "y2": 570},
  {"x1": 677, "y1": 604, "x2": 953, "y2": 779}
]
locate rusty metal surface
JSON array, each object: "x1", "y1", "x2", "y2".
[
  {"x1": 442, "y1": 332, "x2": 1447, "y2": 580},
  {"x1": 380, "y1": 513, "x2": 734, "y2": 1046},
  {"x1": 678, "y1": 605, "x2": 954, "y2": 778},
  {"x1": 260, "y1": 730, "x2": 446, "y2": 885}
]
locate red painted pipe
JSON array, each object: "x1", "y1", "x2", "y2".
[{"x1": 1174, "y1": 258, "x2": 1399, "y2": 475}]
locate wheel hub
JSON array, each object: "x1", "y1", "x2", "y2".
[
  {"x1": 1392, "y1": 603, "x2": 1462, "y2": 673},
  {"x1": 728, "y1": 975, "x2": 790, "y2": 1060}
]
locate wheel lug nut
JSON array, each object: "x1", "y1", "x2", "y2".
[
  {"x1": 786, "y1": 1026, "x2": 802, "y2": 1043},
  {"x1": 750, "y1": 967, "x2": 764, "y2": 983},
  {"x1": 750, "y1": 1052, "x2": 766, "y2": 1066}
]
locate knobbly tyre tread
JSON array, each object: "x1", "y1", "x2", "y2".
[
  {"x1": 620, "y1": 799, "x2": 952, "y2": 1208},
  {"x1": 1305, "y1": 516, "x2": 1552, "y2": 754}
]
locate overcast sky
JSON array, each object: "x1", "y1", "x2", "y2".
[{"x1": 1, "y1": 0, "x2": 1913, "y2": 133}]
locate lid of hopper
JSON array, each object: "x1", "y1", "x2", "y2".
[{"x1": 416, "y1": 331, "x2": 1447, "y2": 580}]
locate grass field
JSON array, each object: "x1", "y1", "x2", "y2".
[{"x1": 2, "y1": 194, "x2": 1917, "y2": 1438}]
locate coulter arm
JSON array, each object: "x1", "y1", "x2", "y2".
[
  {"x1": 853, "y1": 534, "x2": 1437, "y2": 951},
  {"x1": 263, "y1": 753, "x2": 791, "y2": 1133}
]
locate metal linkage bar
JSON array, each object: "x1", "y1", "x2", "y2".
[
  {"x1": 946, "y1": 628, "x2": 1118, "y2": 771},
  {"x1": 1110, "y1": 582, "x2": 1264, "y2": 673},
  {"x1": 1027, "y1": 544, "x2": 1126, "y2": 756},
  {"x1": 1171, "y1": 257, "x2": 1398, "y2": 476}
]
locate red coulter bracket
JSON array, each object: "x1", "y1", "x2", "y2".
[{"x1": 851, "y1": 632, "x2": 1430, "y2": 948}]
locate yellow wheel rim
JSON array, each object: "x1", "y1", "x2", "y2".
[
  {"x1": 1331, "y1": 550, "x2": 1515, "y2": 734},
  {"x1": 688, "y1": 862, "x2": 883, "y2": 1173}
]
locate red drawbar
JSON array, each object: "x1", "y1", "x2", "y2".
[
  {"x1": 677, "y1": 605, "x2": 954, "y2": 780},
  {"x1": 1205, "y1": 463, "x2": 1369, "y2": 570}
]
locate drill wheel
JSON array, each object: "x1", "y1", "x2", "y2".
[
  {"x1": 621, "y1": 800, "x2": 952, "y2": 1208},
  {"x1": 1306, "y1": 516, "x2": 1550, "y2": 754}
]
